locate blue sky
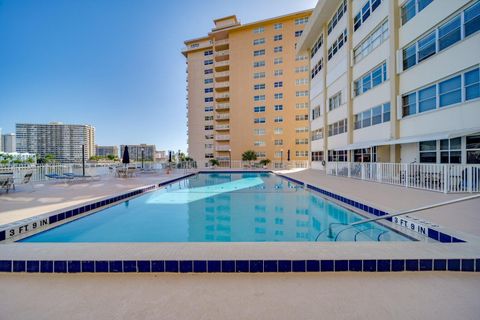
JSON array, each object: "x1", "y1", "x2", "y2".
[{"x1": 0, "y1": 0, "x2": 315, "y2": 152}]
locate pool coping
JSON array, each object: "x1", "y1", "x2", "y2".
[{"x1": 0, "y1": 171, "x2": 479, "y2": 274}]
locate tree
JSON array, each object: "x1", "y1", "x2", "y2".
[
  {"x1": 209, "y1": 159, "x2": 219, "y2": 167},
  {"x1": 259, "y1": 159, "x2": 271, "y2": 167},
  {"x1": 44, "y1": 154, "x2": 56, "y2": 164},
  {"x1": 242, "y1": 150, "x2": 257, "y2": 161}
]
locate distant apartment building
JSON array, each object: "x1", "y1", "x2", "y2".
[
  {"x1": 155, "y1": 150, "x2": 167, "y2": 162},
  {"x1": 183, "y1": 11, "x2": 313, "y2": 168},
  {"x1": 2, "y1": 133, "x2": 16, "y2": 153},
  {"x1": 16, "y1": 122, "x2": 95, "y2": 163},
  {"x1": 95, "y1": 145, "x2": 119, "y2": 157},
  {"x1": 297, "y1": 0, "x2": 480, "y2": 169},
  {"x1": 120, "y1": 144, "x2": 156, "y2": 161}
]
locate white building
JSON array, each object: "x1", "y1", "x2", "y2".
[
  {"x1": 2, "y1": 133, "x2": 16, "y2": 153},
  {"x1": 298, "y1": 0, "x2": 480, "y2": 170}
]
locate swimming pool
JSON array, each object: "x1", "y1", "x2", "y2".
[{"x1": 21, "y1": 173, "x2": 411, "y2": 242}]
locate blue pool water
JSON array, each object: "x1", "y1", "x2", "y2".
[{"x1": 21, "y1": 173, "x2": 410, "y2": 242}]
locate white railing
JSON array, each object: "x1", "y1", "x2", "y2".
[
  {"x1": 200, "y1": 160, "x2": 309, "y2": 170},
  {"x1": 215, "y1": 103, "x2": 230, "y2": 110},
  {"x1": 326, "y1": 162, "x2": 480, "y2": 193}
]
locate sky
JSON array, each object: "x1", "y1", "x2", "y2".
[{"x1": 0, "y1": 0, "x2": 316, "y2": 152}]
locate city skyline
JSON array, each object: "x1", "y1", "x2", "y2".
[{"x1": 0, "y1": 0, "x2": 316, "y2": 153}]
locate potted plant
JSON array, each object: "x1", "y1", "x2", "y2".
[
  {"x1": 259, "y1": 159, "x2": 271, "y2": 169},
  {"x1": 209, "y1": 159, "x2": 219, "y2": 169}
]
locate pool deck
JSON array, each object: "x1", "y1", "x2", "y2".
[{"x1": 1, "y1": 168, "x2": 479, "y2": 319}]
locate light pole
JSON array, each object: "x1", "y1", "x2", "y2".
[
  {"x1": 228, "y1": 149, "x2": 231, "y2": 168},
  {"x1": 141, "y1": 148, "x2": 145, "y2": 170},
  {"x1": 280, "y1": 148, "x2": 284, "y2": 168}
]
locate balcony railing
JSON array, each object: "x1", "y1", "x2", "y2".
[
  {"x1": 215, "y1": 71, "x2": 230, "y2": 79},
  {"x1": 216, "y1": 103, "x2": 230, "y2": 110},
  {"x1": 214, "y1": 60, "x2": 229, "y2": 69},
  {"x1": 215, "y1": 81, "x2": 230, "y2": 89},
  {"x1": 326, "y1": 162, "x2": 480, "y2": 193},
  {"x1": 215, "y1": 114, "x2": 230, "y2": 120},
  {"x1": 215, "y1": 125, "x2": 230, "y2": 131},
  {"x1": 214, "y1": 39, "x2": 229, "y2": 47},
  {"x1": 215, "y1": 145, "x2": 231, "y2": 151},
  {"x1": 215, "y1": 93, "x2": 230, "y2": 101},
  {"x1": 215, "y1": 50, "x2": 230, "y2": 57},
  {"x1": 215, "y1": 135, "x2": 230, "y2": 141}
]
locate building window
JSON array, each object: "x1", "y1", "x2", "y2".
[
  {"x1": 253, "y1": 61, "x2": 266, "y2": 68},
  {"x1": 296, "y1": 127, "x2": 308, "y2": 133},
  {"x1": 274, "y1": 128, "x2": 284, "y2": 134},
  {"x1": 254, "y1": 95, "x2": 265, "y2": 101},
  {"x1": 274, "y1": 23, "x2": 283, "y2": 30},
  {"x1": 253, "y1": 27, "x2": 265, "y2": 34},
  {"x1": 354, "y1": 19, "x2": 389, "y2": 64},
  {"x1": 311, "y1": 58, "x2": 323, "y2": 79},
  {"x1": 254, "y1": 106, "x2": 266, "y2": 112},
  {"x1": 274, "y1": 34, "x2": 283, "y2": 41},
  {"x1": 311, "y1": 35, "x2": 323, "y2": 58},
  {"x1": 204, "y1": 115, "x2": 213, "y2": 121},
  {"x1": 254, "y1": 72, "x2": 266, "y2": 79},
  {"x1": 295, "y1": 17, "x2": 309, "y2": 25},
  {"x1": 311, "y1": 128, "x2": 324, "y2": 141},
  {"x1": 296, "y1": 102, "x2": 309, "y2": 109},
  {"x1": 204, "y1": 106, "x2": 214, "y2": 112},
  {"x1": 328, "y1": 119, "x2": 347, "y2": 137},
  {"x1": 204, "y1": 59, "x2": 213, "y2": 65},
  {"x1": 328, "y1": 150, "x2": 347, "y2": 162},
  {"x1": 327, "y1": 29, "x2": 347, "y2": 60},
  {"x1": 204, "y1": 78, "x2": 213, "y2": 84},
  {"x1": 401, "y1": 0, "x2": 433, "y2": 25},
  {"x1": 402, "y1": 3, "x2": 480, "y2": 71},
  {"x1": 354, "y1": 62, "x2": 387, "y2": 96},
  {"x1": 274, "y1": 69, "x2": 283, "y2": 76},
  {"x1": 295, "y1": 138, "x2": 308, "y2": 145},
  {"x1": 295, "y1": 30, "x2": 303, "y2": 37},
  {"x1": 274, "y1": 139, "x2": 283, "y2": 146},
  {"x1": 205, "y1": 125, "x2": 213, "y2": 131},
  {"x1": 295, "y1": 66, "x2": 308, "y2": 73},
  {"x1": 296, "y1": 78, "x2": 308, "y2": 85},
  {"x1": 296, "y1": 54, "x2": 308, "y2": 61},
  {"x1": 296, "y1": 91, "x2": 308, "y2": 97},
  {"x1": 296, "y1": 151, "x2": 308, "y2": 157},
  {"x1": 402, "y1": 67, "x2": 479, "y2": 117},
  {"x1": 274, "y1": 57, "x2": 283, "y2": 65},
  {"x1": 274, "y1": 81, "x2": 283, "y2": 88},
  {"x1": 204, "y1": 88, "x2": 213, "y2": 93},
  {"x1": 253, "y1": 49, "x2": 265, "y2": 56},
  {"x1": 254, "y1": 117, "x2": 266, "y2": 124},
  {"x1": 254, "y1": 128, "x2": 266, "y2": 135},
  {"x1": 354, "y1": 0, "x2": 383, "y2": 32},
  {"x1": 311, "y1": 151, "x2": 324, "y2": 161},
  {"x1": 419, "y1": 140, "x2": 437, "y2": 163},
  {"x1": 440, "y1": 138, "x2": 462, "y2": 163},
  {"x1": 327, "y1": 0, "x2": 347, "y2": 35},
  {"x1": 354, "y1": 103, "x2": 390, "y2": 130},
  {"x1": 312, "y1": 105, "x2": 321, "y2": 120},
  {"x1": 205, "y1": 153, "x2": 214, "y2": 159},
  {"x1": 467, "y1": 135, "x2": 480, "y2": 163},
  {"x1": 256, "y1": 152, "x2": 266, "y2": 158},
  {"x1": 274, "y1": 104, "x2": 283, "y2": 111},
  {"x1": 254, "y1": 83, "x2": 266, "y2": 90},
  {"x1": 253, "y1": 38, "x2": 265, "y2": 45},
  {"x1": 328, "y1": 92, "x2": 342, "y2": 111},
  {"x1": 204, "y1": 69, "x2": 213, "y2": 74},
  {"x1": 274, "y1": 116, "x2": 283, "y2": 123},
  {"x1": 204, "y1": 97, "x2": 213, "y2": 102},
  {"x1": 295, "y1": 114, "x2": 309, "y2": 121},
  {"x1": 274, "y1": 46, "x2": 283, "y2": 53},
  {"x1": 254, "y1": 141, "x2": 266, "y2": 147},
  {"x1": 274, "y1": 93, "x2": 283, "y2": 100},
  {"x1": 204, "y1": 50, "x2": 213, "y2": 56},
  {"x1": 353, "y1": 147, "x2": 377, "y2": 162}
]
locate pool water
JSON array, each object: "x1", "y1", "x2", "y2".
[{"x1": 21, "y1": 173, "x2": 410, "y2": 242}]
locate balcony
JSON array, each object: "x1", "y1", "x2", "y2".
[
  {"x1": 216, "y1": 103, "x2": 230, "y2": 110},
  {"x1": 214, "y1": 60, "x2": 229, "y2": 71},
  {"x1": 215, "y1": 125, "x2": 230, "y2": 131},
  {"x1": 214, "y1": 39, "x2": 229, "y2": 50},
  {"x1": 215, "y1": 135, "x2": 230, "y2": 141},
  {"x1": 215, "y1": 93, "x2": 230, "y2": 101},
  {"x1": 215, "y1": 113, "x2": 230, "y2": 121},
  {"x1": 215, "y1": 71, "x2": 230, "y2": 81},
  {"x1": 214, "y1": 81, "x2": 230, "y2": 91},
  {"x1": 215, "y1": 145, "x2": 231, "y2": 152}
]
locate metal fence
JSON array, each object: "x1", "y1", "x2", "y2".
[
  {"x1": 326, "y1": 162, "x2": 480, "y2": 193},
  {"x1": 199, "y1": 160, "x2": 309, "y2": 170}
]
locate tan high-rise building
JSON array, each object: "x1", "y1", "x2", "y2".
[{"x1": 183, "y1": 10, "x2": 313, "y2": 168}]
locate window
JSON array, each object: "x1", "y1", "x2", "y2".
[
  {"x1": 254, "y1": 84, "x2": 266, "y2": 90},
  {"x1": 253, "y1": 27, "x2": 265, "y2": 34},
  {"x1": 254, "y1": 117, "x2": 266, "y2": 124},
  {"x1": 465, "y1": 68, "x2": 480, "y2": 100},
  {"x1": 204, "y1": 106, "x2": 214, "y2": 112},
  {"x1": 205, "y1": 153, "x2": 214, "y2": 159},
  {"x1": 204, "y1": 69, "x2": 213, "y2": 74},
  {"x1": 402, "y1": 92, "x2": 417, "y2": 117},
  {"x1": 204, "y1": 88, "x2": 213, "y2": 93},
  {"x1": 362, "y1": 110, "x2": 371, "y2": 128},
  {"x1": 254, "y1": 141, "x2": 266, "y2": 147},
  {"x1": 253, "y1": 38, "x2": 265, "y2": 45},
  {"x1": 353, "y1": 147, "x2": 377, "y2": 163},
  {"x1": 205, "y1": 134, "x2": 214, "y2": 139},
  {"x1": 329, "y1": 92, "x2": 342, "y2": 111},
  {"x1": 296, "y1": 54, "x2": 308, "y2": 61},
  {"x1": 311, "y1": 35, "x2": 323, "y2": 58},
  {"x1": 296, "y1": 151, "x2": 308, "y2": 157},
  {"x1": 254, "y1": 95, "x2": 265, "y2": 101},
  {"x1": 274, "y1": 34, "x2": 283, "y2": 41},
  {"x1": 204, "y1": 78, "x2": 213, "y2": 84},
  {"x1": 253, "y1": 61, "x2": 265, "y2": 68},
  {"x1": 274, "y1": 69, "x2": 283, "y2": 76},
  {"x1": 205, "y1": 144, "x2": 213, "y2": 149},
  {"x1": 311, "y1": 58, "x2": 323, "y2": 79},
  {"x1": 296, "y1": 138, "x2": 308, "y2": 145},
  {"x1": 354, "y1": 62, "x2": 387, "y2": 96},
  {"x1": 253, "y1": 49, "x2": 265, "y2": 56},
  {"x1": 296, "y1": 102, "x2": 309, "y2": 109},
  {"x1": 204, "y1": 50, "x2": 213, "y2": 56},
  {"x1": 254, "y1": 128, "x2": 265, "y2": 135},
  {"x1": 274, "y1": 57, "x2": 283, "y2": 65},
  {"x1": 273, "y1": 139, "x2": 283, "y2": 146},
  {"x1": 254, "y1": 106, "x2": 266, "y2": 112},
  {"x1": 205, "y1": 125, "x2": 213, "y2": 130},
  {"x1": 274, "y1": 128, "x2": 284, "y2": 134},
  {"x1": 312, "y1": 105, "x2": 321, "y2": 120},
  {"x1": 401, "y1": 0, "x2": 433, "y2": 25},
  {"x1": 295, "y1": 30, "x2": 303, "y2": 37},
  {"x1": 311, "y1": 129, "x2": 323, "y2": 141},
  {"x1": 205, "y1": 115, "x2": 214, "y2": 121},
  {"x1": 274, "y1": 93, "x2": 283, "y2": 100},
  {"x1": 467, "y1": 135, "x2": 480, "y2": 163},
  {"x1": 439, "y1": 75, "x2": 461, "y2": 107},
  {"x1": 296, "y1": 78, "x2": 308, "y2": 85},
  {"x1": 327, "y1": 0, "x2": 347, "y2": 35},
  {"x1": 256, "y1": 152, "x2": 266, "y2": 158},
  {"x1": 274, "y1": 116, "x2": 283, "y2": 123},
  {"x1": 254, "y1": 72, "x2": 265, "y2": 79},
  {"x1": 274, "y1": 81, "x2": 283, "y2": 88},
  {"x1": 274, "y1": 104, "x2": 283, "y2": 111},
  {"x1": 328, "y1": 119, "x2": 347, "y2": 136},
  {"x1": 402, "y1": 3, "x2": 480, "y2": 71},
  {"x1": 204, "y1": 97, "x2": 213, "y2": 102},
  {"x1": 274, "y1": 23, "x2": 283, "y2": 30},
  {"x1": 204, "y1": 59, "x2": 213, "y2": 65},
  {"x1": 296, "y1": 91, "x2": 308, "y2": 97},
  {"x1": 294, "y1": 114, "x2": 308, "y2": 121},
  {"x1": 274, "y1": 46, "x2": 283, "y2": 53},
  {"x1": 295, "y1": 66, "x2": 308, "y2": 73},
  {"x1": 327, "y1": 29, "x2": 347, "y2": 60},
  {"x1": 419, "y1": 141, "x2": 437, "y2": 163},
  {"x1": 328, "y1": 150, "x2": 347, "y2": 162},
  {"x1": 354, "y1": 20, "x2": 389, "y2": 63},
  {"x1": 418, "y1": 85, "x2": 436, "y2": 112},
  {"x1": 354, "y1": 0, "x2": 383, "y2": 31},
  {"x1": 311, "y1": 151, "x2": 324, "y2": 161},
  {"x1": 296, "y1": 127, "x2": 308, "y2": 133},
  {"x1": 295, "y1": 17, "x2": 309, "y2": 25},
  {"x1": 440, "y1": 138, "x2": 461, "y2": 163}
]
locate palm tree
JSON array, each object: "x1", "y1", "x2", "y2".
[{"x1": 242, "y1": 150, "x2": 257, "y2": 167}]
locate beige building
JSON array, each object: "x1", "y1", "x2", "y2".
[
  {"x1": 298, "y1": 0, "x2": 480, "y2": 169},
  {"x1": 183, "y1": 11, "x2": 313, "y2": 168}
]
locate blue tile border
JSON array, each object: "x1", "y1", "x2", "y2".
[
  {"x1": 0, "y1": 259, "x2": 478, "y2": 273},
  {"x1": 304, "y1": 183, "x2": 465, "y2": 244}
]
